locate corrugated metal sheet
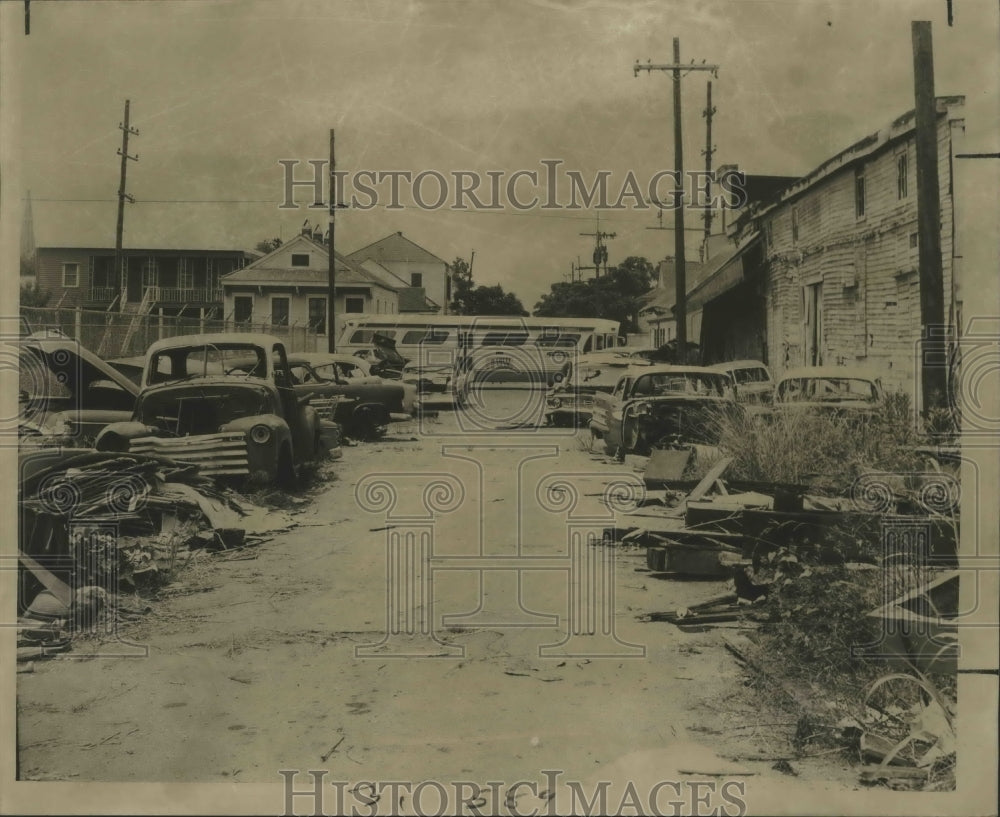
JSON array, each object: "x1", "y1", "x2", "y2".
[{"x1": 129, "y1": 433, "x2": 249, "y2": 476}]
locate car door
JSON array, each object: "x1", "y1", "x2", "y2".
[{"x1": 271, "y1": 344, "x2": 314, "y2": 461}]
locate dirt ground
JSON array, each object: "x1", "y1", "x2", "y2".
[{"x1": 17, "y1": 390, "x2": 861, "y2": 801}]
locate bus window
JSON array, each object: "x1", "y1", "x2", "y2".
[
  {"x1": 536, "y1": 333, "x2": 580, "y2": 348},
  {"x1": 481, "y1": 331, "x2": 528, "y2": 347},
  {"x1": 401, "y1": 328, "x2": 431, "y2": 344},
  {"x1": 349, "y1": 328, "x2": 397, "y2": 344},
  {"x1": 583, "y1": 336, "x2": 593, "y2": 353},
  {"x1": 400, "y1": 329, "x2": 449, "y2": 345},
  {"x1": 595, "y1": 335, "x2": 605, "y2": 351}
]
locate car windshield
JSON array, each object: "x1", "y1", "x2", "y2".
[
  {"x1": 632, "y1": 372, "x2": 731, "y2": 397},
  {"x1": 731, "y1": 367, "x2": 770, "y2": 385},
  {"x1": 146, "y1": 345, "x2": 266, "y2": 385},
  {"x1": 313, "y1": 362, "x2": 367, "y2": 380},
  {"x1": 777, "y1": 377, "x2": 878, "y2": 403}
]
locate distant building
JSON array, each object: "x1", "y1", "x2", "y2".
[
  {"x1": 29, "y1": 200, "x2": 256, "y2": 318},
  {"x1": 220, "y1": 227, "x2": 399, "y2": 344},
  {"x1": 346, "y1": 231, "x2": 449, "y2": 314}
]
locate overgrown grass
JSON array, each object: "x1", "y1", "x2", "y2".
[{"x1": 712, "y1": 392, "x2": 929, "y2": 495}]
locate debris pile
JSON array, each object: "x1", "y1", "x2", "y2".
[{"x1": 17, "y1": 449, "x2": 296, "y2": 660}]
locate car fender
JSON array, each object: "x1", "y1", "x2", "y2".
[{"x1": 95, "y1": 421, "x2": 156, "y2": 452}]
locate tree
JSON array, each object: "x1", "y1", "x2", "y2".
[
  {"x1": 20, "y1": 281, "x2": 50, "y2": 307},
  {"x1": 448, "y1": 257, "x2": 474, "y2": 314},
  {"x1": 533, "y1": 255, "x2": 655, "y2": 333},
  {"x1": 449, "y1": 256, "x2": 528, "y2": 316},
  {"x1": 255, "y1": 237, "x2": 283, "y2": 254}
]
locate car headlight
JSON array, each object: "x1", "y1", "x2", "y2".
[{"x1": 250, "y1": 424, "x2": 272, "y2": 444}]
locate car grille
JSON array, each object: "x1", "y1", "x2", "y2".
[{"x1": 129, "y1": 432, "x2": 250, "y2": 476}]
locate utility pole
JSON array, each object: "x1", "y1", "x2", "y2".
[
  {"x1": 911, "y1": 21, "x2": 947, "y2": 415},
  {"x1": 634, "y1": 40, "x2": 718, "y2": 352},
  {"x1": 701, "y1": 80, "x2": 717, "y2": 245},
  {"x1": 115, "y1": 99, "x2": 139, "y2": 310},
  {"x1": 579, "y1": 212, "x2": 616, "y2": 278},
  {"x1": 328, "y1": 129, "x2": 337, "y2": 352}
]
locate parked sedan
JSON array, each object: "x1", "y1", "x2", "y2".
[
  {"x1": 19, "y1": 336, "x2": 139, "y2": 447},
  {"x1": 711, "y1": 360, "x2": 774, "y2": 404},
  {"x1": 772, "y1": 367, "x2": 885, "y2": 418},
  {"x1": 544, "y1": 352, "x2": 651, "y2": 427},
  {"x1": 590, "y1": 365, "x2": 739, "y2": 456},
  {"x1": 282, "y1": 354, "x2": 416, "y2": 439}
]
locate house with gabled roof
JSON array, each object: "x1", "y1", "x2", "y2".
[
  {"x1": 357, "y1": 258, "x2": 441, "y2": 314},
  {"x1": 220, "y1": 226, "x2": 398, "y2": 345},
  {"x1": 346, "y1": 231, "x2": 450, "y2": 314}
]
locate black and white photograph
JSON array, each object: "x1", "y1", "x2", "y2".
[{"x1": 1, "y1": 1, "x2": 998, "y2": 815}]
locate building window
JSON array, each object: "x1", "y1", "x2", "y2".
[
  {"x1": 291, "y1": 254, "x2": 310, "y2": 267},
  {"x1": 234, "y1": 295, "x2": 253, "y2": 324},
  {"x1": 791, "y1": 206, "x2": 799, "y2": 244},
  {"x1": 410, "y1": 272, "x2": 423, "y2": 287},
  {"x1": 62, "y1": 263, "x2": 80, "y2": 288},
  {"x1": 308, "y1": 297, "x2": 327, "y2": 334},
  {"x1": 178, "y1": 258, "x2": 194, "y2": 290},
  {"x1": 855, "y1": 168, "x2": 866, "y2": 219},
  {"x1": 271, "y1": 297, "x2": 290, "y2": 326},
  {"x1": 345, "y1": 297, "x2": 365, "y2": 313},
  {"x1": 897, "y1": 153, "x2": 908, "y2": 199}
]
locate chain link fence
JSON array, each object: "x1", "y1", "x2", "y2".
[{"x1": 20, "y1": 306, "x2": 328, "y2": 359}]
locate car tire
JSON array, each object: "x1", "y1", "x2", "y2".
[{"x1": 622, "y1": 416, "x2": 647, "y2": 455}]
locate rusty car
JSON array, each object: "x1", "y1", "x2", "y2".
[
  {"x1": 279, "y1": 353, "x2": 416, "y2": 439},
  {"x1": 544, "y1": 352, "x2": 652, "y2": 428},
  {"x1": 589, "y1": 364, "x2": 740, "y2": 456},
  {"x1": 94, "y1": 334, "x2": 324, "y2": 486},
  {"x1": 18, "y1": 335, "x2": 139, "y2": 447},
  {"x1": 710, "y1": 360, "x2": 774, "y2": 404},
  {"x1": 772, "y1": 366, "x2": 885, "y2": 419}
]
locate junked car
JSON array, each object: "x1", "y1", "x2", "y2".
[
  {"x1": 281, "y1": 353, "x2": 416, "y2": 439},
  {"x1": 544, "y1": 352, "x2": 652, "y2": 427},
  {"x1": 18, "y1": 336, "x2": 139, "y2": 447},
  {"x1": 711, "y1": 360, "x2": 774, "y2": 404},
  {"x1": 772, "y1": 366, "x2": 885, "y2": 419},
  {"x1": 589, "y1": 365, "x2": 740, "y2": 456},
  {"x1": 95, "y1": 334, "x2": 324, "y2": 486}
]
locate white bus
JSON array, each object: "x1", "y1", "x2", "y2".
[{"x1": 335, "y1": 314, "x2": 623, "y2": 384}]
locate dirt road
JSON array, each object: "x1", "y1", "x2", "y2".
[{"x1": 17, "y1": 391, "x2": 855, "y2": 804}]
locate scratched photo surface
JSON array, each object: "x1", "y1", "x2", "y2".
[{"x1": 2, "y1": 1, "x2": 998, "y2": 815}]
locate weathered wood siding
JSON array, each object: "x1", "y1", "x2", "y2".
[{"x1": 761, "y1": 113, "x2": 957, "y2": 399}]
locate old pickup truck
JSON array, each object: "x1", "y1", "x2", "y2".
[
  {"x1": 94, "y1": 334, "x2": 325, "y2": 486},
  {"x1": 589, "y1": 364, "x2": 740, "y2": 456}
]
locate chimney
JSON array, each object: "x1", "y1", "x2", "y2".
[
  {"x1": 301, "y1": 219, "x2": 312, "y2": 237},
  {"x1": 313, "y1": 227, "x2": 324, "y2": 243}
]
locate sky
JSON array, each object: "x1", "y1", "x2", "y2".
[{"x1": 5, "y1": 0, "x2": 999, "y2": 309}]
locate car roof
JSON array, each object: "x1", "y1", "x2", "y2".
[
  {"x1": 145, "y1": 332, "x2": 286, "y2": 355},
  {"x1": 778, "y1": 366, "x2": 882, "y2": 381},
  {"x1": 711, "y1": 360, "x2": 770, "y2": 371},
  {"x1": 630, "y1": 364, "x2": 732, "y2": 377}
]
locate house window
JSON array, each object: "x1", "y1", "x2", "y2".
[
  {"x1": 791, "y1": 206, "x2": 799, "y2": 244},
  {"x1": 271, "y1": 297, "x2": 290, "y2": 326},
  {"x1": 855, "y1": 168, "x2": 866, "y2": 219},
  {"x1": 142, "y1": 260, "x2": 158, "y2": 289},
  {"x1": 308, "y1": 297, "x2": 327, "y2": 334},
  {"x1": 291, "y1": 254, "x2": 310, "y2": 267},
  {"x1": 897, "y1": 153, "x2": 908, "y2": 199},
  {"x1": 62, "y1": 263, "x2": 80, "y2": 288},
  {"x1": 410, "y1": 272, "x2": 423, "y2": 287},
  {"x1": 178, "y1": 258, "x2": 194, "y2": 290},
  {"x1": 234, "y1": 295, "x2": 253, "y2": 324},
  {"x1": 345, "y1": 297, "x2": 365, "y2": 313}
]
